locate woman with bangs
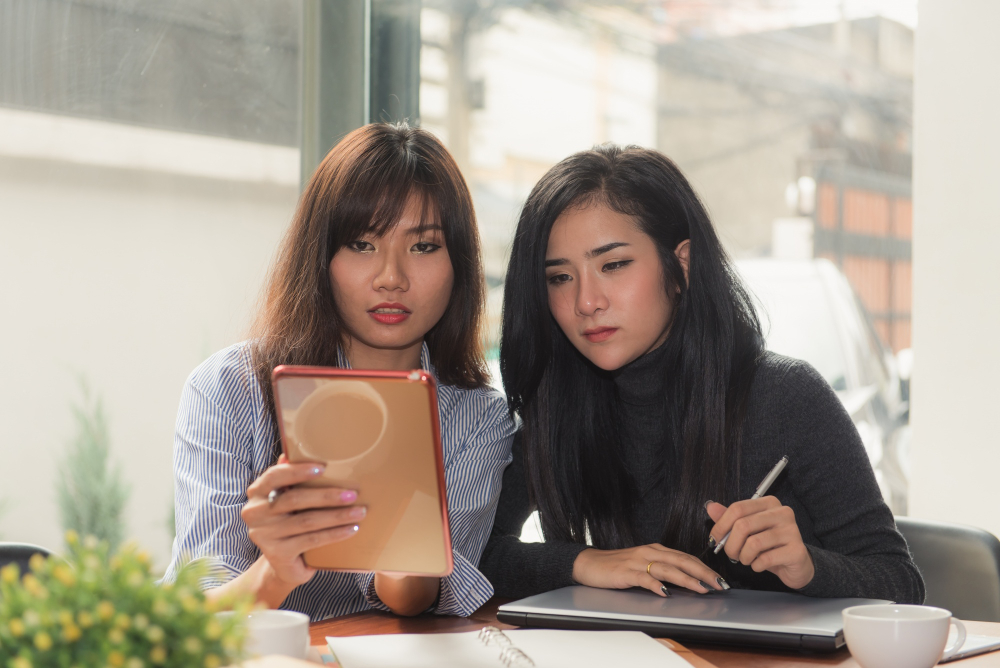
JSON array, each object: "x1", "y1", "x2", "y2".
[{"x1": 163, "y1": 123, "x2": 516, "y2": 620}]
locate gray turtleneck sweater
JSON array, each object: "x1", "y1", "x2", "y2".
[{"x1": 479, "y1": 350, "x2": 925, "y2": 604}]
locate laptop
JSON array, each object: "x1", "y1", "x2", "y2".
[{"x1": 497, "y1": 585, "x2": 890, "y2": 652}]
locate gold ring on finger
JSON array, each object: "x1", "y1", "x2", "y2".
[{"x1": 646, "y1": 561, "x2": 654, "y2": 575}]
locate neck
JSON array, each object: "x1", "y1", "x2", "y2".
[{"x1": 344, "y1": 337, "x2": 424, "y2": 371}]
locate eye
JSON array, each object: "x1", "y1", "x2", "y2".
[
  {"x1": 602, "y1": 259, "x2": 632, "y2": 272},
  {"x1": 546, "y1": 273, "x2": 571, "y2": 286},
  {"x1": 347, "y1": 240, "x2": 375, "y2": 253},
  {"x1": 412, "y1": 241, "x2": 441, "y2": 254}
]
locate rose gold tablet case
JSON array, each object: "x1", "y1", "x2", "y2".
[{"x1": 271, "y1": 366, "x2": 453, "y2": 577}]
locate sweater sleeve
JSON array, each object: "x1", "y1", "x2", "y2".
[
  {"x1": 479, "y1": 433, "x2": 590, "y2": 599},
  {"x1": 776, "y1": 361, "x2": 924, "y2": 604}
]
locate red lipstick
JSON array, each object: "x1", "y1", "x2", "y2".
[
  {"x1": 368, "y1": 302, "x2": 411, "y2": 325},
  {"x1": 583, "y1": 326, "x2": 618, "y2": 343}
]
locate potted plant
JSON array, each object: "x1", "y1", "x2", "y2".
[{"x1": 0, "y1": 532, "x2": 248, "y2": 668}]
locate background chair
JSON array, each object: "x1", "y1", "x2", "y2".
[
  {"x1": 896, "y1": 516, "x2": 1000, "y2": 621},
  {"x1": 0, "y1": 542, "x2": 54, "y2": 576}
]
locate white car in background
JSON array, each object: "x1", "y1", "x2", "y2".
[{"x1": 737, "y1": 259, "x2": 910, "y2": 513}]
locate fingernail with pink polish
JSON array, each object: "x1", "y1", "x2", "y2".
[{"x1": 341, "y1": 490, "x2": 357, "y2": 503}]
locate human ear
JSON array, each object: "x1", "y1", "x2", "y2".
[{"x1": 674, "y1": 239, "x2": 691, "y2": 288}]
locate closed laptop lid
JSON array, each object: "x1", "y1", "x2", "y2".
[{"x1": 499, "y1": 586, "x2": 890, "y2": 637}]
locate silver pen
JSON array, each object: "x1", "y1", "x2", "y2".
[{"x1": 713, "y1": 456, "x2": 789, "y2": 554}]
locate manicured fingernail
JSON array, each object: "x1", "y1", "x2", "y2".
[
  {"x1": 729, "y1": 557, "x2": 738, "y2": 564},
  {"x1": 717, "y1": 577, "x2": 730, "y2": 590},
  {"x1": 340, "y1": 490, "x2": 357, "y2": 503},
  {"x1": 310, "y1": 465, "x2": 325, "y2": 476},
  {"x1": 707, "y1": 535, "x2": 717, "y2": 548},
  {"x1": 704, "y1": 500, "x2": 714, "y2": 510},
  {"x1": 661, "y1": 584, "x2": 671, "y2": 597},
  {"x1": 698, "y1": 580, "x2": 713, "y2": 592},
  {"x1": 349, "y1": 506, "x2": 367, "y2": 519}
]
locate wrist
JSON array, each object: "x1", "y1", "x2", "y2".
[
  {"x1": 571, "y1": 548, "x2": 596, "y2": 584},
  {"x1": 252, "y1": 557, "x2": 299, "y2": 608}
]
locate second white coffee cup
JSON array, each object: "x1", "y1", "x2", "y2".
[
  {"x1": 843, "y1": 604, "x2": 966, "y2": 668},
  {"x1": 218, "y1": 609, "x2": 310, "y2": 659}
]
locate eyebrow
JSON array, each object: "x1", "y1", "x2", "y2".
[
  {"x1": 405, "y1": 224, "x2": 444, "y2": 236},
  {"x1": 544, "y1": 241, "x2": 630, "y2": 267}
]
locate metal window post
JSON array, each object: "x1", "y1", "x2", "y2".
[{"x1": 300, "y1": 0, "x2": 420, "y2": 189}]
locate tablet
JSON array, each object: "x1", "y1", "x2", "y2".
[{"x1": 271, "y1": 365, "x2": 453, "y2": 576}]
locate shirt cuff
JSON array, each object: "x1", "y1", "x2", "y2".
[
  {"x1": 355, "y1": 550, "x2": 495, "y2": 617},
  {"x1": 796, "y1": 545, "x2": 841, "y2": 598}
]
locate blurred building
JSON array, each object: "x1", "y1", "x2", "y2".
[{"x1": 656, "y1": 16, "x2": 913, "y2": 350}]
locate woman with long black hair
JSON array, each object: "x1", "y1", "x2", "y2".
[{"x1": 480, "y1": 145, "x2": 923, "y2": 603}]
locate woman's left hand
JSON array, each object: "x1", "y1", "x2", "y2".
[{"x1": 705, "y1": 498, "x2": 815, "y2": 590}]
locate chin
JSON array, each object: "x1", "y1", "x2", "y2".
[{"x1": 578, "y1": 345, "x2": 631, "y2": 372}]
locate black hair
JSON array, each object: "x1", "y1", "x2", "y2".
[{"x1": 500, "y1": 144, "x2": 764, "y2": 553}]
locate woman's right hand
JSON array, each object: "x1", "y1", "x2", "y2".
[
  {"x1": 572, "y1": 544, "x2": 727, "y2": 596},
  {"x1": 242, "y1": 456, "x2": 366, "y2": 590}
]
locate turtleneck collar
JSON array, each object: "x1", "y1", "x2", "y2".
[{"x1": 612, "y1": 339, "x2": 670, "y2": 406}]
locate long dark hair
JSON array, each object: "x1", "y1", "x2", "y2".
[
  {"x1": 251, "y1": 122, "x2": 488, "y2": 457},
  {"x1": 501, "y1": 144, "x2": 763, "y2": 555}
]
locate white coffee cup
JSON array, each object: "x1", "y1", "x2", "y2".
[
  {"x1": 843, "y1": 604, "x2": 967, "y2": 668},
  {"x1": 218, "y1": 609, "x2": 310, "y2": 659}
]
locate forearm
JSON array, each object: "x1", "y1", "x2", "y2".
[
  {"x1": 480, "y1": 534, "x2": 588, "y2": 599},
  {"x1": 374, "y1": 574, "x2": 441, "y2": 616},
  {"x1": 205, "y1": 556, "x2": 298, "y2": 610},
  {"x1": 798, "y1": 546, "x2": 925, "y2": 603}
]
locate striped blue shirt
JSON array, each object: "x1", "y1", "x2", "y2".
[{"x1": 163, "y1": 341, "x2": 516, "y2": 621}]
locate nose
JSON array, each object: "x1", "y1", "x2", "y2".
[
  {"x1": 574, "y1": 270, "x2": 609, "y2": 316},
  {"x1": 372, "y1": 248, "x2": 410, "y2": 292}
]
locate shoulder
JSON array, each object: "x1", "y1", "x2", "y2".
[
  {"x1": 437, "y1": 382, "x2": 516, "y2": 457},
  {"x1": 182, "y1": 341, "x2": 262, "y2": 414},
  {"x1": 750, "y1": 351, "x2": 833, "y2": 404}
]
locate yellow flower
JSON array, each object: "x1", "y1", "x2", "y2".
[
  {"x1": 33, "y1": 631, "x2": 53, "y2": 651},
  {"x1": 8, "y1": 617, "x2": 25, "y2": 636},
  {"x1": 28, "y1": 553, "x2": 46, "y2": 573},
  {"x1": 65, "y1": 529, "x2": 79, "y2": 545},
  {"x1": 204, "y1": 618, "x2": 222, "y2": 640},
  {"x1": 62, "y1": 622, "x2": 82, "y2": 642},
  {"x1": 83, "y1": 555, "x2": 101, "y2": 571},
  {"x1": 22, "y1": 610, "x2": 40, "y2": 627},
  {"x1": 109, "y1": 627, "x2": 126, "y2": 645},
  {"x1": 204, "y1": 655, "x2": 221, "y2": 668},
  {"x1": 58, "y1": 610, "x2": 74, "y2": 625},
  {"x1": 22, "y1": 574, "x2": 47, "y2": 599},
  {"x1": 183, "y1": 636, "x2": 202, "y2": 654},
  {"x1": 132, "y1": 614, "x2": 149, "y2": 630},
  {"x1": 84, "y1": 535, "x2": 98, "y2": 549},
  {"x1": 149, "y1": 645, "x2": 167, "y2": 664},
  {"x1": 53, "y1": 564, "x2": 76, "y2": 587},
  {"x1": 126, "y1": 570, "x2": 144, "y2": 588},
  {"x1": 222, "y1": 635, "x2": 239, "y2": 653},
  {"x1": 146, "y1": 625, "x2": 165, "y2": 643},
  {"x1": 11, "y1": 657, "x2": 31, "y2": 668},
  {"x1": 77, "y1": 610, "x2": 94, "y2": 628},
  {"x1": 108, "y1": 650, "x2": 125, "y2": 667},
  {"x1": 114, "y1": 612, "x2": 131, "y2": 630},
  {"x1": 137, "y1": 551, "x2": 151, "y2": 566},
  {"x1": 179, "y1": 593, "x2": 199, "y2": 613},
  {"x1": 151, "y1": 599, "x2": 171, "y2": 617},
  {"x1": 0, "y1": 562, "x2": 19, "y2": 583},
  {"x1": 97, "y1": 600, "x2": 115, "y2": 621},
  {"x1": 126, "y1": 658, "x2": 144, "y2": 668}
]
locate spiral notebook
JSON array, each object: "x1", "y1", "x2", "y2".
[{"x1": 326, "y1": 626, "x2": 690, "y2": 667}]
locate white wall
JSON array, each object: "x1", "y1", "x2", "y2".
[
  {"x1": 910, "y1": 0, "x2": 1000, "y2": 535},
  {"x1": 0, "y1": 110, "x2": 298, "y2": 566}
]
